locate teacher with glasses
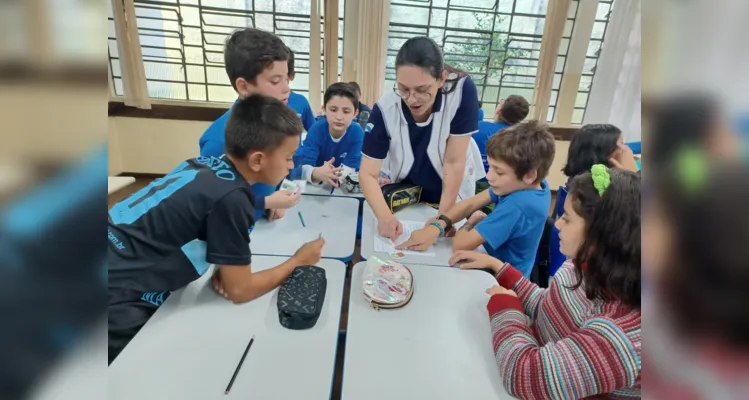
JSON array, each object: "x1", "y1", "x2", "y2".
[{"x1": 359, "y1": 36, "x2": 482, "y2": 240}]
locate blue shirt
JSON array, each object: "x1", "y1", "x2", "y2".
[
  {"x1": 475, "y1": 181, "x2": 551, "y2": 278},
  {"x1": 197, "y1": 99, "x2": 303, "y2": 220},
  {"x1": 301, "y1": 119, "x2": 364, "y2": 170},
  {"x1": 478, "y1": 108, "x2": 484, "y2": 121},
  {"x1": 288, "y1": 91, "x2": 316, "y2": 132},
  {"x1": 362, "y1": 76, "x2": 479, "y2": 204},
  {"x1": 473, "y1": 121, "x2": 510, "y2": 173}
]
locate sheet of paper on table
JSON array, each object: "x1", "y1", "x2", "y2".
[{"x1": 374, "y1": 220, "x2": 435, "y2": 256}]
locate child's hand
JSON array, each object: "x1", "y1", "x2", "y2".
[
  {"x1": 609, "y1": 143, "x2": 639, "y2": 173},
  {"x1": 211, "y1": 270, "x2": 229, "y2": 300},
  {"x1": 266, "y1": 209, "x2": 286, "y2": 220},
  {"x1": 312, "y1": 157, "x2": 344, "y2": 187},
  {"x1": 450, "y1": 250, "x2": 504, "y2": 273},
  {"x1": 293, "y1": 237, "x2": 326, "y2": 265},
  {"x1": 265, "y1": 190, "x2": 301, "y2": 209},
  {"x1": 396, "y1": 226, "x2": 440, "y2": 251},
  {"x1": 486, "y1": 285, "x2": 517, "y2": 297},
  {"x1": 468, "y1": 210, "x2": 487, "y2": 226},
  {"x1": 377, "y1": 215, "x2": 403, "y2": 240}
]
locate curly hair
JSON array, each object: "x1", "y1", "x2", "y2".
[{"x1": 568, "y1": 168, "x2": 641, "y2": 308}]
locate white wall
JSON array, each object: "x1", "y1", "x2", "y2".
[{"x1": 108, "y1": 117, "x2": 209, "y2": 174}]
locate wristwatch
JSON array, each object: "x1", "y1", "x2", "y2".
[{"x1": 437, "y1": 215, "x2": 453, "y2": 231}]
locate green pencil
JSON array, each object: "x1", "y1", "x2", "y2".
[{"x1": 298, "y1": 211, "x2": 306, "y2": 227}]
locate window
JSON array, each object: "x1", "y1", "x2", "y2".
[
  {"x1": 572, "y1": 0, "x2": 614, "y2": 124},
  {"x1": 109, "y1": 0, "x2": 343, "y2": 103},
  {"x1": 386, "y1": 0, "x2": 554, "y2": 121},
  {"x1": 548, "y1": 0, "x2": 580, "y2": 122}
]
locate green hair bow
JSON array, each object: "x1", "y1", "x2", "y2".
[{"x1": 591, "y1": 164, "x2": 611, "y2": 197}]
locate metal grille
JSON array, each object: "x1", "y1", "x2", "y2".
[
  {"x1": 108, "y1": 0, "x2": 344, "y2": 103},
  {"x1": 572, "y1": 0, "x2": 614, "y2": 124},
  {"x1": 385, "y1": 0, "x2": 580, "y2": 122}
]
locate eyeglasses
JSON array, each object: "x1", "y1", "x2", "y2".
[{"x1": 393, "y1": 84, "x2": 435, "y2": 102}]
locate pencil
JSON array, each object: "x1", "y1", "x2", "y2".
[
  {"x1": 330, "y1": 185, "x2": 335, "y2": 195},
  {"x1": 297, "y1": 211, "x2": 306, "y2": 227},
  {"x1": 225, "y1": 335, "x2": 255, "y2": 395}
]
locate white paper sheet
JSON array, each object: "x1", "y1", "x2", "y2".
[{"x1": 374, "y1": 220, "x2": 435, "y2": 256}]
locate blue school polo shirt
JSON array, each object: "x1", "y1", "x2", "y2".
[
  {"x1": 197, "y1": 99, "x2": 304, "y2": 220},
  {"x1": 300, "y1": 119, "x2": 364, "y2": 180},
  {"x1": 475, "y1": 181, "x2": 551, "y2": 278},
  {"x1": 473, "y1": 121, "x2": 510, "y2": 173},
  {"x1": 362, "y1": 77, "x2": 479, "y2": 204},
  {"x1": 288, "y1": 91, "x2": 316, "y2": 132}
]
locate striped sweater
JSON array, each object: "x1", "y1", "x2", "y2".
[{"x1": 487, "y1": 261, "x2": 641, "y2": 399}]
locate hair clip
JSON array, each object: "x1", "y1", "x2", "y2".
[
  {"x1": 591, "y1": 164, "x2": 611, "y2": 197},
  {"x1": 676, "y1": 146, "x2": 708, "y2": 195}
]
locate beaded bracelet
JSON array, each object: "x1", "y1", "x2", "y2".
[{"x1": 429, "y1": 221, "x2": 445, "y2": 237}]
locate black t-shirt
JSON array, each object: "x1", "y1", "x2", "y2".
[{"x1": 107, "y1": 155, "x2": 255, "y2": 298}]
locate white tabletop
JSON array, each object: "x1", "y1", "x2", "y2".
[
  {"x1": 300, "y1": 181, "x2": 365, "y2": 199},
  {"x1": 251, "y1": 195, "x2": 359, "y2": 261},
  {"x1": 109, "y1": 256, "x2": 346, "y2": 400},
  {"x1": 107, "y1": 176, "x2": 136, "y2": 195},
  {"x1": 360, "y1": 202, "x2": 461, "y2": 267},
  {"x1": 342, "y1": 262, "x2": 513, "y2": 400}
]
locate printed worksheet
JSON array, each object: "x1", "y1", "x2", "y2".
[{"x1": 374, "y1": 220, "x2": 435, "y2": 256}]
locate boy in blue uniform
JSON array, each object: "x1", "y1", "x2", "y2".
[
  {"x1": 300, "y1": 83, "x2": 364, "y2": 187},
  {"x1": 287, "y1": 50, "x2": 316, "y2": 132},
  {"x1": 473, "y1": 95, "x2": 529, "y2": 173},
  {"x1": 399, "y1": 120, "x2": 555, "y2": 278},
  {"x1": 109, "y1": 95, "x2": 326, "y2": 364},
  {"x1": 198, "y1": 28, "x2": 301, "y2": 221}
]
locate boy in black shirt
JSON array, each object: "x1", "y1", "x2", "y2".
[{"x1": 108, "y1": 95, "x2": 325, "y2": 364}]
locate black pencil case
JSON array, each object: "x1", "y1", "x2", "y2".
[
  {"x1": 277, "y1": 266, "x2": 327, "y2": 330},
  {"x1": 381, "y1": 183, "x2": 422, "y2": 214}
]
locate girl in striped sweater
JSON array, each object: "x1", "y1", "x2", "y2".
[{"x1": 451, "y1": 165, "x2": 641, "y2": 399}]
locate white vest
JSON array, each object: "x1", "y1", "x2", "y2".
[{"x1": 377, "y1": 74, "x2": 485, "y2": 202}]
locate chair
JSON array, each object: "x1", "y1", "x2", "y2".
[
  {"x1": 548, "y1": 225, "x2": 567, "y2": 277},
  {"x1": 531, "y1": 217, "x2": 554, "y2": 288},
  {"x1": 531, "y1": 218, "x2": 568, "y2": 287},
  {"x1": 625, "y1": 141, "x2": 642, "y2": 155},
  {"x1": 552, "y1": 186, "x2": 568, "y2": 220}
]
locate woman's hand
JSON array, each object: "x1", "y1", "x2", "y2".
[
  {"x1": 377, "y1": 215, "x2": 403, "y2": 241},
  {"x1": 486, "y1": 285, "x2": 517, "y2": 297},
  {"x1": 449, "y1": 250, "x2": 504, "y2": 273},
  {"x1": 396, "y1": 225, "x2": 441, "y2": 251},
  {"x1": 312, "y1": 157, "x2": 344, "y2": 187},
  {"x1": 265, "y1": 190, "x2": 301, "y2": 209}
]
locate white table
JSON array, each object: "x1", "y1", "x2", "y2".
[
  {"x1": 109, "y1": 256, "x2": 346, "y2": 400},
  {"x1": 360, "y1": 202, "x2": 462, "y2": 267},
  {"x1": 107, "y1": 176, "x2": 136, "y2": 195},
  {"x1": 342, "y1": 262, "x2": 513, "y2": 400},
  {"x1": 252, "y1": 195, "x2": 359, "y2": 261}
]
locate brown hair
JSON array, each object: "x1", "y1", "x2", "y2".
[
  {"x1": 498, "y1": 95, "x2": 530, "y2": 125},
  {"x1": 486, "y1": 120, "x2": 555, "y2": 184}
]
